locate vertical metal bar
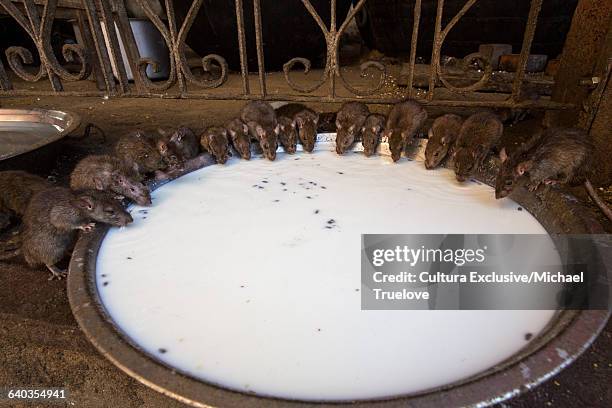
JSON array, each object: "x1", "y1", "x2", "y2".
[
  {"x1": 76, "y1": 9, "x2": 106, "y2": 91},
  {"x1": 428, "y1": 0, "x2": 444, "y2": 100},
  {"x1": 235, "y1": 0, "x2": 250, "y2": 95},
  {"x1": 330, "y1": 0, "x2": 337, "y2": 98},
  {"x1": 165, "y1": 0, "x2": 185, "y2": 94},
  {"x1": 97, "y1": 0, "x2": 129, "y2": 93},
  {"x1": 112, "y1": 0, "x2": 145, "y2": 93},
  {"x1": 511, "y1": 0, "x2": 543, "y2": 101},
  {"x1": 82, "y1": 0, "x2": 117, "y2": 94},
  {"x1": 24, "y1": 0, "x2": 63, "y2": 91},
  {"x1": 253, "y1": 0, "x2": 266, "y2": 97},
  {"x1": 408, "y1": 0, "x2": 422, "y2": 98},
  {"x1": 0, "y1": 59, "x2": 12, "y2": 91}
]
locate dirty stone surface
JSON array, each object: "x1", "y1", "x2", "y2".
[{"x1": 0, "y1": 95, "x2": 609, "y2": 407}]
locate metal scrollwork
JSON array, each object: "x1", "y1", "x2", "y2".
[
  {"x1": 134, "y1": 0, "x2": 228, "y2": 92},
  {"x1": 430, "y1": 0, "x2": 491, "y2": 95},
  {"x1": 0, "y1": 0, "x2": 90, "y2": 91},
  {"x1": 284, "y1": 0, "x2": 387, "y2": 97}
]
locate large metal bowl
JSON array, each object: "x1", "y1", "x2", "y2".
[
  {"x1": 0, "y1": 108, "x2": 80, "y2": 172},
  {"x1": 67, "y1": 140, "x2": 610, "y2": 407}
]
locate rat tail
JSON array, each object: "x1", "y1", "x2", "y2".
[
  {"x1": 0, "y1": 247, "x2": 20, "y2": 260},
  {"x1": 584, "y1": 179, "x2": 612, "y2": 222}
]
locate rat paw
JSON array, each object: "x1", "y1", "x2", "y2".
[{"x1": 46, "y1": 265, "x2": 68, "y2": 281}]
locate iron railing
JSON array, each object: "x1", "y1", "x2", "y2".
[{"x1": 0, "y1": 0, "x2": 570, "y2": 109}]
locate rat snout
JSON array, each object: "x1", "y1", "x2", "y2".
[
  {"x1": 265, "y1": 149, "x2": 277, "y2": 161},
  {"x1": 121, "y1": 212, "x2": 134, "y2": 226},
  {"x1": 391, "y1": 150, "x2": 401, "y2": 162},
  {"x1": 456, "y1": 174, "x2": 467, "y2": 182},
  {"x1": 135, "y1": 190, "x2": 152, "y2": 206}
]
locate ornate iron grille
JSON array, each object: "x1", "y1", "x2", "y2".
[{"x1": 0, "y1": 0, "x2": 571, "y2": 109}]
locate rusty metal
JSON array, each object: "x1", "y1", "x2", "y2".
[
  {"x1": 407, "y1": 0, "x2": 422, "y2": 98},
  {"x1": 0, "y1": 0, "x2": 579, "y2": 111},
  {"x1": 511, "y1": 0, "x2": 543, "y2": 101},
  {"x1": 252, "y1": 0, "x2": 266, "y2": 97},
  {"x1": 429, "y1": 0, "x2": 493, "y2": 97},
  {"x1": 234, "y1": 0, "x2": 249, "y2": 95}
]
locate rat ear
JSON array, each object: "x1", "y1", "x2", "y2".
[
  {"x1": 516, "y1": 160, "x2": 533, "y2": 175},
  {"x1": 291, "y1": 120, "x2": 297, "y2": 129},
  {"x1": 243, "y1": 123, "x2": 249, "y2": 134},
  {"x1": 228, "y1": 129, "x2": 236, "y2": 137},
  {"x1": 349, "y1": 124, "x2": 355, "y2": 132},
  {"x1": 440, "y1": 135, "x2": 447, "y2": 144},
  {"x1": 361, "y1": 126, "x2": 366, "y2": 133},
  {"x1": 274, "y1": 124, "x2": 281, "y2": 135},
  {"x1": 157, "y1": 140, "x2": 168, "y2": 154},
  {"x1": 428, "y1": 127, "x2": 434, "y2": 139},
  {"x1": 499, "y1": 147, "x2": 508, "y2": 163},
  {"x1": 75, "y1": 195, "x2": 94, "y2": 210},
  {"x1": 374, "y1": 125, "x2": 381, "y2": 133}
]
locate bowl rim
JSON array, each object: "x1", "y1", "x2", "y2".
[
  {"x1": 0, "y1": 108, "x2": 81, "y2": 161},
  {"x1": 67, "y1": 143, "x2": 611, "y2": 407}
]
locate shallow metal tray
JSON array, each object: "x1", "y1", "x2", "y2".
[{"x1": 0, "y1": 108, "x2": 80, "y2": 161}]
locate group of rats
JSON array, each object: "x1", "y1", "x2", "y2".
[{"x1": 0, "y1": 99, "x2": 610, "y2": 281}]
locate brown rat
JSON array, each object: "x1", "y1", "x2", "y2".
[
  {"x1": 425, "y1": 114, "x2": 463, "y2": 169},
  {"x1": 336, "y1": 101, "x2": 369, "y2": 155},
  {"x1": 19, "y1": 187, "x2": 132, "y2": 280},
  {"x1": 361, "y1": 114, "x2": 386, "y2": 157},
  {"x1": 70, "y1": 155, "x2": 152, "y2": 206},
  {"x1": 226, "y1": 118, "x2": 251, "y2": 160},
  {"x1": 164, "y1": 126, "x2": 199, "y2": 162},
  {"x1": 384, "y1": 100, "x2": 428, "y2": 162},
  {"x1": 496, "y1": 127, "x2": 612, "y2": 221},
  {"x1": 277, "y1": 116, "x2": 298, "y2": 154},
  {"x1": 241, "y1": 101, "x2": 279, "y2": 161},
  {"x1": 115, "y1": 130, "x2": 167, "y2": 178},
  {"x1": 495, "y1": 132, "x2": 544, "y2": 199},
  {"x1": 276, "y1": 103, "x2": 320, "y2": 152},
  {"x1": 0, "y1": 171, "x2": 52, "y2": 225},
  {"x1": 453, "y1": 112, "x2": 503, "y2": 182},
  {"x1": 200, "y1": 126, "x2": 231, "y2": 164}
]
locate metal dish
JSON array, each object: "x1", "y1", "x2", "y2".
[
  {"x1": 67, "y1": 139, "x2": 610, "y2": 407},
  {"x1": 0, "y1": 108, "x2": 80, "y2": 161}
]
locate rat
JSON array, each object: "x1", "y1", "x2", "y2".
[
  {"x1": 495, "y1": 132, "x2": 544, "y2": 199},
  {"x1": 453, "y1": 112, "x2": 503, "y2": 182},
  {"x1": 70, "y1": 155, "x2": 152, "y2": 206},
  {"x1": 0, "y1": 171, "x2": 53, "y2": 228},
  {"x1": 18, "y1": 187, "x2": 133, "y2": 280},
  {"x1": 424, "y1": 114, "x2": 463, "y2": 169},
  {"x1": 335, "y1": 101, "x2": 369, "y2": 155},
  {"x1": 226, "y1": 118, "x2": 251, "y2": 160},
  {"x1": 115, "y1": 130, "x2": 167, "y2": 179},
  {"x1": 277, "y1": 116, "x2": 298, "y2": 154},
  {"x1": 276, "y1": 103, "x2": 320, "y2": 152},
  {"x1": 496, "y1": 127, "x2": 612, "y2": 222},
  {"x1": 361, "y1": 114, "x2": 386, "y2": 157},
  {"x1": 200, "y1": 126, "x2": 231, "y2": 164},
  {"x1": 163, "y1": 126, "x2": 200, "y2": 162},
  {"x1": 384, "y1": 100, "x2": 428, "y2": 162},
  {"x1": 241, "y1": 101, "x2": 279, "y2": 161}
]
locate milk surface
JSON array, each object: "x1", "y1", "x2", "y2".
[{"x1": 97, "y1": 145, "x2": 557, "y2": 401}]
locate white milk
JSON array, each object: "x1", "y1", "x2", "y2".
[{"x1": 96, "y1": 144, "x2": 558, "y2": 401}]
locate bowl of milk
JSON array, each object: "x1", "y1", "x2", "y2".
[{"x1": 68, "y1": 135, "x2": 610, "y2": 407}]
